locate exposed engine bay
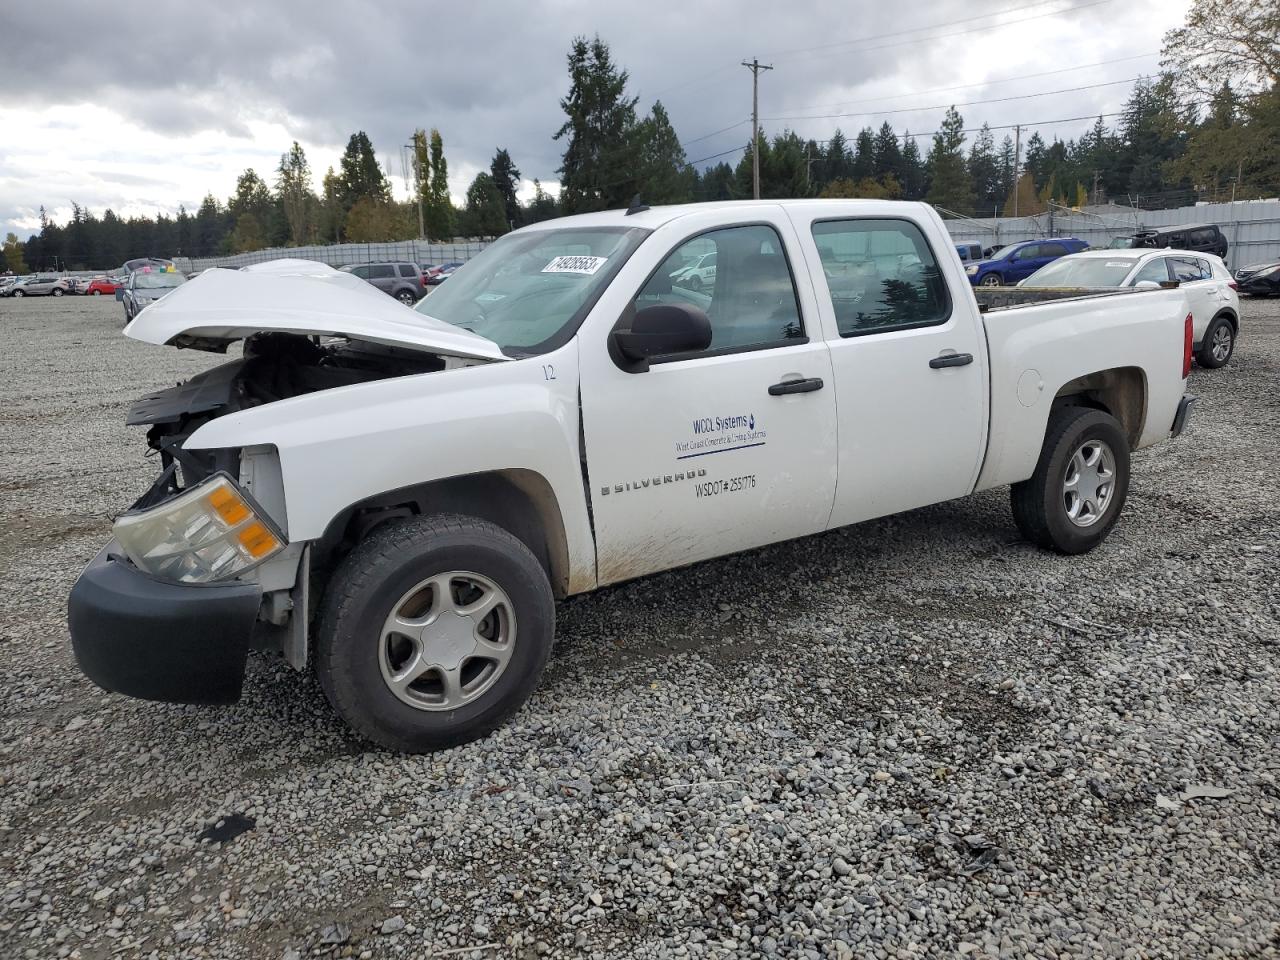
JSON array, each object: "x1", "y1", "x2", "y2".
[{"x1": 125, "y1": 333, "x2": 447, "y2": 498}]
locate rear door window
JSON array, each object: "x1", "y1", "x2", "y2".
[
  {"x1": 1170, "y1": 258, "x2": 1205, "y2": 283},
  {"x1": 1130, "y1": 258, "x2": 1172, "y2": 285},
  {"x1": 1040, "y1": 242, "x2": 1068, "y2": 258},
  {"x1": 369, "y1": 265, "x2": 395, "y2": 280},
  {"x1": 810, "y1": 218, "x2": 950, "y2": 336}
]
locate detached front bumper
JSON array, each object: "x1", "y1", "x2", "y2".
[
  {"x1": 68, "y1": 543, "x2": 261, "y2": 704},
  {"x1": 1170, "y1": 395, "x2": 1196, "y2": 438}
]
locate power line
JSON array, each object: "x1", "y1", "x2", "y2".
[
  {"x1": 764, "y1": 75, "x2": 1146, "y2": 123},
  {"x1": 768, "y1": 0, "x2": 1116, "y2": 65},
  {"x1": 684, "y1": 119, "x2": 749, "y2": 147},
  {"x1": 685, "y1": 145, "x2": 748, "y2": 167},
  {"x1": 772, "y1": 52, "x2": 1158, "y2": 117}
]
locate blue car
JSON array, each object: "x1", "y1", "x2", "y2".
[{"x1": 965, "y1": 238, "x2": 1088, "y2": 287}]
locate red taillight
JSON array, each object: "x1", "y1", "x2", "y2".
[
  {"x1": 1182, "y1": 312, "x2": 1193, "y2": 378},
  {"x1": 1228, "y1": 280, "x2": 1238, "y2": 291}
]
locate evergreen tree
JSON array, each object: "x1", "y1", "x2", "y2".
[
  {"x1": 900, "y1": 134, "x2": 926, "y2": 200},
  {"x1": 697, "y1": 162, "x2": 737, "y2": 201},
  {"x1": 1023, "y1": 132, "x2": 1048, "y2": 190},
  {"x1": 227, "y1": 169, "x2": 276, "y2": 253},
  {"x1": 338, "y1": 131, "x2": 390, "y2": 215},
  {"x1": 489, "y1": 148, "x2": 523, "y2": 230},
  {"x1": 851, "y1": 128, "x2": 875, "y2": 181},
  {"x1": 924, "y1": 107, "x2": 973, "y2": 214},
  {"x1": 634, "y1": 101, "x2": 693, "y2": 203},
  {"x1": 320, "y1": 167, "x2": 344, "y2": 242},
  {"x1": 996, "y1": 135, "x2": 1017, "y2": 208},
  {"x1": 424, "y1": 129, "x2": 456, "y2": 240},
  {"x1": 194, "y1": 194, "x2": 224, "y2": 258},
  {"x1": 822, "y1": 129, "x2": 851, "y2": 186},
  {"x1": 967, "y1": 123, "x2": 1000, "y2": 216},
  {"x1": 555, "y1": 35, "x2": 639, "y2": 212},
  {"x1": 871, "y1": 122, "x2": 903, "y2": 185},
  {"x1": 459, "y1": 173, "x2": 508, "y2": 236}
]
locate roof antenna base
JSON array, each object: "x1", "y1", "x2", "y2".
[{"x1": 626, "y1": 194, "x2": 649, "y2": 216}]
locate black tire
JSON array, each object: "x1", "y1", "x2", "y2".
[
  {"x1": 91, "y1": 290, "x2": 101, "y2": 296},
  {"x1": 980, "y1": 273, "x2": 1002, "y2": 287},
  {"x1": 396, "y1": 289, "x2": 416, "y2": 305},
  {"x1": 1011, "y1": 406, "x2": 1130, "y2": 554},
  {"x1": 1197, "y1": 315, "x2": 1235, "y2": 368},
  {"x1": 316, "y1": 514, "x2": 555, "y2": 752},
  {"x1": 688, "y1": 276, "x2": 703, "y2": 292},
  {"x1": 12, "y1": 289, "x2": 23, "y2": 297},
  {"x1": 52, "y1": 288, "x2": 63, "y2": 296}
]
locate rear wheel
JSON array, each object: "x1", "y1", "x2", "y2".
[
  {"x1": 12, "y1": 289, "x2": 23, "y2": 298},
  {"x1": 316, "y1": 514, "x2": 555, "y2": 752},
  {"x1": 1197, "y1": 316, "x2": 1235, "y2": 368},
  {"x1": 91, "y1": 289, "x2": 102, "y2": 296},
  {"x1": 52, "y1": 288, "x2": 64, "y2": 297},
  {"x1": 396, "y1": 290, "x2": 416, "y2": 305},
  {"x1": 980, "y1": 273, "x2": 1002, "y2": 287},
  {"x1": 1011, "y1": 406, "x2": 1130, "y2": 554}
]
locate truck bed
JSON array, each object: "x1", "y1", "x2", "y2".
[{"x1": 974, "y1": 285, "x2": 1168, "y2": 312}]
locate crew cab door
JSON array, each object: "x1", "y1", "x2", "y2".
[
  {"x1": 787, "y1": 206, "x2": 988, "y2": 527},
  {"x1": 579, "y1": 209, "x2": 837, "y2": 585}
]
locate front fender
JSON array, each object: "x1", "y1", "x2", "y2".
[{"x1": 185, "y1": 340, "x2": 594, "y2": 590}]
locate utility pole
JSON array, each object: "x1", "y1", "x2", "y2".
[
  {"x1": 1092, "y1": 169, "x2": 1101, "y2": 207},
  {"x1": 1012, "y1": 124, "x2": 1022, "y2": 219},
  {"x1": 742, "y1": 58, "x2": 773, "y2": 200}
]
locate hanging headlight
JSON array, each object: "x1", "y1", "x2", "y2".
[{"x1": 112, "y1": 474, "x2": 286, "y2": 583}]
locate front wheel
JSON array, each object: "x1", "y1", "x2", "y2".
[
  {"x1": 1197, "y1": 316, "x2": 1235, "y2": 368},
  {"x1": 316, "y1": 514, "x2": 555, "y2": 752},
  {"x1": 52, "y1": 288, "x2": 64, "y2": 296},
  {"x1": 980, "y1": 273, "x2": 1002, "y2": 287},
  {"x1": 12, "y1": 289, "x2": 23, "y2": 298},
  {"x1": 1011, "y1": 407, "x2": 1130, "y2": 554},
  {"x1": 91, "y1": 289, "x2": 102, "y2": 296}
]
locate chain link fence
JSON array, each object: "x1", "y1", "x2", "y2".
[{"x1": 181, "y1": 239, "x2": 494, "y2": 274}]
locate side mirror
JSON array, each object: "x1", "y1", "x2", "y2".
[
  {"x1": 612, "y1": 303, "x2": 712, "y2": 368},
  {"x1": 115, "y1": 287, "x2": 125, "y2": 301},
  {"x1": 1134, "y1": 280, "x2": 1161, "y2": 290}
]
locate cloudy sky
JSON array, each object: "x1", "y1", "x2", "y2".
[{"x1": 0, "y1": 0, "x2": 1191, "y2": 238}]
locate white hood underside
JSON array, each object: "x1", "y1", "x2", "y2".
[{"x1": 124, "y1": 261, "x2": 507, "y2": 362}]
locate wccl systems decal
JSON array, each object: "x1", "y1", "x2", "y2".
[{"x1": 675, "y1": 413, "x2": 766, "y2": 460}]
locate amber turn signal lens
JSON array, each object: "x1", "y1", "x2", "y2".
[
  {"x1": 237, "y1": 521, "x2": 281, "y2": 559},
  {"x1": 207, "y1": 485, "x2": 251, "y2": 526}
]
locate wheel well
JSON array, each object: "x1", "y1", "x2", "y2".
[
  {"x1": 1052, "y1": 366, "x2": 1147, "y2": 447},
  {"x1": 1216, "y1": 308, "x2": 1238, "y2": 333},
  {"x1": 315, "y1": 470, "x2": 571, "y2": 599}
]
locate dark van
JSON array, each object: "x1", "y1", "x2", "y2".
[{"x1": 1108, "y1": 223, "x2": 1227, "y2": 259}]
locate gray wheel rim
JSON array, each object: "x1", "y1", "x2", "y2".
[
  {"x1": 1063, "y1": 439, "x2": 1116, "y2": 528},
  {"x1": 378, "y1": 571, "x2": 516, "y2": 712},
  {"x1": 981, "y1": 275, "x2": 1000, "y2": 286},
  {"x1": 1211, "y1": 325, "x2": 1232, "y2": 362}
]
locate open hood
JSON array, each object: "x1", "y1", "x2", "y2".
[{"x1": 124, "y1": 262, "x2": 507, "y2": 362}]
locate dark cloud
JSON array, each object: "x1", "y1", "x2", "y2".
[{"x1": 0, "y1": 0, "x2": 1181, "y2": 232}]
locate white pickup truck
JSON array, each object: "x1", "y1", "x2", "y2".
[{"x1": 69, "y1": 200, "x2": 1197, "y2": 752}]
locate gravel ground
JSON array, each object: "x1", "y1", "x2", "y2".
[{"x1": 1, "y1": 295, "x2": 1278, "y2": 960}]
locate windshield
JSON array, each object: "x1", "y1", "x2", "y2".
[
  {"x1": 1107, "y1": 237, "x2": 1136, "y2": 249},
  {"x1": 135, "y1": 270, "x2": 186, "y2": 290},
  {"x1": 1023, "y1": 257, "x2": 1138, "y2": 287},
  {"x1": 413, "y1": 226, "x2": 647, "y2": 355}
]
